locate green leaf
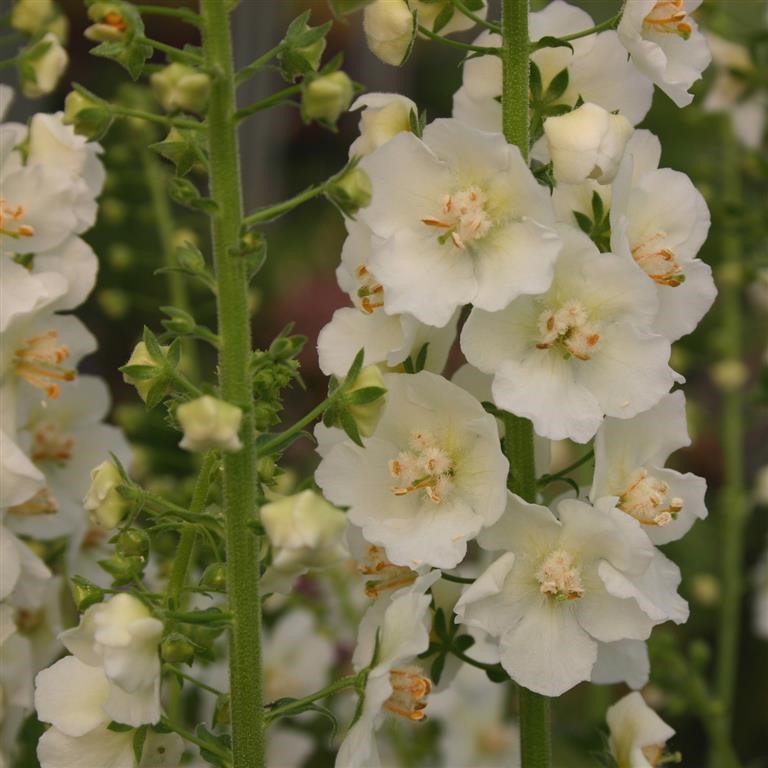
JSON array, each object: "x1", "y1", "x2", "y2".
[
  {"x1": 414, "y1": 342, "x2": 430, "y2": 373},
  {"x1": 531, "y1": 35, "x2": 574, "y2": 54},
  {"x1": 346, "y1": 386, "x2": 387, "y2": 405},
  {"x1": 195, "y1": 725, "x2": 231, "y2": 768},
  {"x1": 119, "y1": 364, "x2": 160, "y2": 381},
  {"x1": 453, "y1": 633, "x2": 475, "y2": 653},
  {"x1": 485, "y1": 664, "x2": 508, "y2": 683},
  {"x1": 345, "y1": 348, "x2": 365, "y2": 385},
  {"x1": 430, "y1": 652, "x2": 447, "y2": 686},
  {"x1": 339, "y1": 408, "x2": 364, "y2": 447},
  {"x1": 431, "y1": 4, "x2": 455, "y2": 34},
  {"x1": 544, "y1": 67, "x2": 569, "y2": 102},
  {"x1": 142, "y1": 326, "x2": 165, "y2": 362},
  {"x1": 408, "y1": 107, "x2": 422, "y2": 139},
  {"x1": 591, "y1": 190, "x2": 605, "y2": 223},
  {"x1": 433, "y1": 607, "x2": 447, "y2": 639},
  {"x1": 107, "y1": 721, "x2": 134, "y2": 733},
  {"x1": 168, "y1": 177, "x2": 219, "y2": 213},
  {"x1": 132, "y1": 725, "x2": 148, "y2": 764},
  {"x1": 327, "y1": 0, "x2": 373, "y2": 17},
  {"x1": 529, "y1": 61, "x2": 543, "y2": 101},
  {"x1": 144, "y1": 376, "x2": 171, "y2": 410},
  {"x1": 149, "y1": 129, "x2": 207, "y2": 176},
  {"x1": 572, "y1": 210, "x2": 593, "y2": 235}
]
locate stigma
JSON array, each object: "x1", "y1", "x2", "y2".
[
  {"x1": 423, "y1": 185, "x2": 493, "y2": 249},
  {"x1": 632, "y1": 234, "x2": 685, "y2": 287},
  {"x1": 643, "y1": 0, "x2": 693, "y2": 39},
  {"x1": 14, "y1": 330, "x2": 75, "y2": 399},
  {"x1": 619, "y1": 468, "x2": 683, "y2": 527},
  {"x1": 384, "y1": 666, "x2": 432, "y2": 721},
  {"x1": 536, "y1": 549, "x2": 584, "y2": 601},
  {"x1": 355, "y1": 265, "x2": 384, "y2": 314},
  {"x1": 536, "y1": 300, "x2": 601, "y2": 361},
  {"x1": 389, "y1": 431, "x2": 455, "y2": 503}
]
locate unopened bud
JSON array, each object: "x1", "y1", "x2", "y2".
[
  {"x1": 115, "y1": 528, "x2": 149, "y2": 557},
  {"x1": 19, "y1": 32, "x2": 68, "y2": 98},
  {"x1": 327, "y1": 166, "x2": 372, "y2": 217},
  {"x1": 11, "y1": 0, "x2": 56, "y2": 37},
  {"x1": 150, "y1": 62, "x2": 210, "y2": 114},
  {"x1": 343, "y1": 365, "x2": 387, "y2": 437},
  {"x1": 544, "y1": 102, "x2": 633, "y2": 185},
  {"x1": 70, "y1": 576, "x2": 104, "y2": 612},
  {"x1": 302, "y1": 71, "x2": 354, "y2": 126},
  {"x1": 62, "y1": 90, "x2": 113, "y2": 141},
  {"x1": 177, "y1": 396, "x2": 243, "y2": 453},
  {"x1": 363, "y1": 0, "x2": 416, "y2": 66},
  {"x1": 349, "y1": 93, "x2": 417, "y2": 157},
  {"x1": 200, "y1": 562, "x2": 227, "y2": 592},
  {"x1": 161, "y1": 632, "x2": 196, "y2": 664},
  {"x1": 121, "y1": 340, "x2": 169, "y2": 402},
  {"x1": 84, "y1": 460, "x2": 130, "y2": 529},
  {"x1": 84, "y1": 1, "x2": 130, "y2": 42},
  {"x1": 257, "y1": 456, "x2": 276, "y2": 485},
  {"x1": 98, "y1": 552, "x2": 145, "y2": 583}
]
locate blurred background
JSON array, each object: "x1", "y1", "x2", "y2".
[{"x1": 2, "y1": 0, "x2": 767, "y2": 766}]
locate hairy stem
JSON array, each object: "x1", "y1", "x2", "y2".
[
  {"x1": 200, "y1": 1, "x2": 265, "y2": 766},
  {"x1": 501, "y1": 2, "x2": 551, "y2": 767}
]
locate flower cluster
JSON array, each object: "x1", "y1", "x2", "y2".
[
  {"x1": 0, "y1": 86, "x2": 133, "y2": 766},
  {"x1": 315, "y1": 0, "x2": 716, "y2": 760}
]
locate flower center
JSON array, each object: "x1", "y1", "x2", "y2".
[
  {"x1": 8, "y1": 487, "x2": 58, "y2": 517},
  {"x1": 14, "y1": 330, "x2": 75, "y2": 399},
  {"x1": 384, "y1": 665, "x2": 431, "y2": 721},
  {"x1": 631, "y1": 233, "x2": 685, "y2": 287},
  {"x1": 358, "y1": 544, "x2": 417, "y2": 598},
  {"x1": 536, "y1": 549, "x2": 584, "y2": 601},
  {"x1": 31, "y1": 421, "x2": 75, "y2": 464},
  {"x1": 619, "y1": 468, "x2": 683, "y2": 527},
  {"x1": 641, "y1": 744, "x2": 667, "y2": 767},
  {"x1": 354, "y1": 264, "x2": 384, "y2": 314},
  {"x1": 0, "y1": 199, "x2": 35, "y2": 240},
  {"x1": 536, "y1": 300, "x2": 601, "y2": 361},
  {"x1": 15, "y1": 607, "x2": 46, "y2": 634},
  {"x1": 389, "y1": 430, "x2": 455, "y2": 503},
  {"x1": 643, "y1": 0, "x2": 693, "y2": 39},
  {"x1": 422, "y1": 185, "x2": 494, "y2": 249}
]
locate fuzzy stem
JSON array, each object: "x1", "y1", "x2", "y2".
[
  {"x1": 200, "y1": 1, "x2": 265, "y2": 766},
  {"x1": 711, "y1": 118, "x2": 747, "y2": 768},
  {"x1": 501, "y1": 3, "x2": 551, "y2": 767}
]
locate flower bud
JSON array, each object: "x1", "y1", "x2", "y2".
[
  {"x1": 343, "y1": 365, "x2": 387, "y2": 437},
  {"x1": 98, "y1": 552, "x2": 145, "y2": 584},
  {"x1": 115, "y1": 528, "x2": 150, "y2": 557},
  {"x1": 150, "y1": 62, "x2": 211, "y2": 114},
  {"x1": 121, "y1": 340, "x2": 169, "y2": 403},
  {"x1": 62, "y1": 90, "x2": 113, "y2": 141},
  {"x1": 84, "y1": 1, "x2": 130, "y2": 42},
  {"x1": 349, "y1": 93, "x2": 417, "y2": 157},
  {"x1": 70, "y1": 576, "x2": 104, "y2": 612},
  {"x1": 19, "y1": 32, "x2": 68, "y2": 98},
  {"x1": 363, "y1": 0, "x2": 416, "y2": 66},
  {"x1": 161, "y1": 632, "x2": 196, "y2": 665},
  {"x1": 11, "y1": 0, "x2": 57, "y2": 37},
  {"x1": 326, "y1": 166, "x2": 373, "y2": 217},
  {"x1": 302, "y1": 71, "x2": 354, "y2": 126},
  {"x1": 84, "y1": 460, "x2": 130, "y2": 529},
  {"x1": 177, "y1": 396, "x2": 243, "y2": 454},
  {"x1": 543, "y1": 102, "x2": 633, "y2": 185},
  {"x1": 200, "y1": 562, "x2": 227, "y2": 592},
  {"x1": 261, "y1": 490, "x2": 348, "y2": 593}
]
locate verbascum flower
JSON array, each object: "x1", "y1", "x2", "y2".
[
  {"x1": 302, "y1": 72, "x2": 354, "y2": 125},
  {"x1": 349, "y1": 93, "x2": 417, "y2": 158},
  {"x1": 176, "y1": 395, "x2": 243, "y2": 453},
  {"x1": 83, "y1": 460, "x2": 129, "y2": 529},
  {"x1": 363, "y1": 0, "x2": 416, "y2": 66},
  {"x1": 19, "y1": 33, "x2": 68, "y2": 99},
  {"x1": 606, "y1": 691, "x2": 676, "y2": 768}
]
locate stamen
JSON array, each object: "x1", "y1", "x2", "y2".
[
  {"x1": 643, "y1": 0, "x2": 693, "y2": 39},
  {"x1": 0, "y1": 199, "x2": 35, "y2": 240},
  {"x1": 389, "y1": 431, "x2": 455, "y2": 503},
  {"x1": 536, "y1": 300, "x2": 601, "y2": 361},
  {"x1": 355, "y1": 265, "x2": 385, "y2": 314},
  {"x1": 358, "y1": 545, "x2": 417, "y2": 597},
  {"x1": 31, "y1": 422, "x2": 75, "y2": 464},
  {"x1": 8, "y1": 487, "x2": 58, "y2": 517},
  {"x1": 536, "y1": 549, "x2": 584, "y2": 601},
  {"x1": 384, "y1": 666, "x2": 431, "y2": 721},
  {"x1": 619, "y1": 468, "x2": 683, "y2": 526},
  {"x1": 423, "y1": 185, "x2": 493, "y2": 249},
  {"x1": 631, "y1": 233, "x2": 685, "y2": 286},
  {"x1": 14, "y1": 330, "x2": 75, "y2": 399},
  {"x1": 104, "y1": 11, "x2": 128, "y2": 31}
]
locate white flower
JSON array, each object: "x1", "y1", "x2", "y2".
[
  {"x1": 703, "y1": 32, "x2": 766, "y2": 149},
  {"x1": 454, "y1": 2, "x2": 653, "y2": 133},
  {"x1": 177, "y1": 395, "x2": 243, "y2": 453},
  {"x1": 591, "y1": 640, "x2": 650, "y2": 690},
  {"x1": 0, "y1": 429, "x2": 44, "y2": 509},
  {"x1": 359, "y1": 118, "x2": 561, "y2": 327},
  {"x1": 0, "y1": 520, "x2": 51, "y2": 608},
  {"x1": 590, "y1": 391, "x2": 707, "y2": 545},
  {"x1": 618, "y1": 0, "x2": 711, "y2": 108},
  {"x1": 349, "y1": 93, "x2": 417, "y2": 158},
  {"x1": 82, "y1": 460, "x2": 129, "y2": 530},
  {"x1": 610, "y1": 150, "x2": 715, "y2": 341},
  {"x1": 316, "y1": 371, "x2": 508, "y2": 569},
  {"x1": 461, "y1": 225, "x2": 679, "y2": 443},
  {"x1": 59, "y1": 593, "x2": 163, "y2": 726},
  {"x1": 543, "y1": 102, "x2": 633, "y2": 185},
  {"x1": 455, "y1": 494, "x2": 686, "y2": 697},
  {"x1": 607, "y1": 691, "x2": 675, "y2": 768},
  {"x1": 261, "y1": 490, "x2": 349, "y2": 594},
  {"x1": 363, "y1": 0, "x2": 416, "y2": 66},
  {"x1": 20, "y1": 33, "x2": 68, "y2": 99},
  {"x1": 336, "y1": 571, "x2": 439, "y2": 768}
]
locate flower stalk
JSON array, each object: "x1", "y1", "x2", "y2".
[
  {"x1": 199, "y1": 1, "x2": 265, "y2": 766},
  {"x1": 501, "y1": 1, "x2": 551, "y2": 766}
]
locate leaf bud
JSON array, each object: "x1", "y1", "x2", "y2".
[
  {"x1": 98, "y1": 552, "x2": 145, "y2": 584},
  {"x1": 342, "y1": 365, "x2": 387, "y2": 437},
  {"x1": 120, "y1": 340, "x2": 170, "y2": 403},
  {"x1": 200, "y1": 562, "x2": 227, "y2": 592},
  {"x1": 62, "y1": 90, "x2": 113, "y2": 141}
]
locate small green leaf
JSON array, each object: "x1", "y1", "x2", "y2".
[
  {"x1": 107, "y1": 721, "x2": 134, "y2": 733},
  {"x1": 132, "y1": 725, "x2": 148, "y2": 764},
  {"x1": 142, "y1": 326, "x2": 164, "y2": 362},
  {"x1": 572, "y1": 210, "x2": 593, "y2": 235},
  {"x1": 431, "y1": 4, "x2": 455, "y2": 34},
  {"x1": 529, "y1": 61, "x2": 543, "y2": 101},
  {"x1": 346, "y1": 386, "x2": 387, "y2": 405},
  {"x1": 591, "y1": 190, "x2": 605, "y2": 223},
  {"x1": 453, "y1": 633, "x2": 475, "y2": 653},
  {"x1": 346, "y1": 348, "x2": 365, "y2": 386},
  {"x1": 485, "y1": 664, "x2": 508, "y2": 683},
  {"x1": 532, "y1": 36, "x2": 574, "y2": 54},
  {"x1": 430, "y1": 652, "x2": 447, "y2": 686},
  {"x1": 339, "y1": 408, "x2": 364, "y2": 447},
  {"x1": 414, "y1": 342, "x2": 430, "y2": 373},
  {"x1": 118, "y1": 364, "x2": 160, "y2": 381},
  {"x1": 544, "y1": 67, "x2": 569, "y2": 102}
]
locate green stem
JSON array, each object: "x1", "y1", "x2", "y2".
[
  {"x1": 451, "y1": 0, "x2": 501, "y2": 33},
  {"x1": 200, "y1": 2, "x2": 265, "y2": 767},
  {"x1": 161, "y1": 718, "x2": 232, "y2": 765},
  {"x1": 529, "y1": 14, "x2": 619, "y2": 49},
  {"x1": 440, "y1": 572, "x2": 475, "y2": 585},
  {"x1": 257, "y1": 393, "x2": 340, "y2": 456},
  {"x1": 109, "y1": 104, "x2": 204, "y2": 131},
  {"x1": 137, "y1": 34, "x2": 205, "y2": 65},
  {"x1": 0, "y1": 57, "x2": 16, "y2": 70},
  {"x1": 235, "y1": 43, "x2": 285, "y2": 85},
  {"x1": 417, "y1": 23, "x2": 501, "y2": 55},
  {"x1": 501, "y1": 3, "x2": 550, "y2": 767},
  {"x1": 134, "y1": 5, "x2": 202, "y2": 25},
  {"x1": 450, "y1": 648, "x2": 503, "y2": 674},
  {"x1": 166, "y1": 452, "x2": 216, "y2": 610},
  {"x1": 164, "y1": 664, "x2": 226, "y2": 696},
  {"x1": 537, "y1": 449, "x2": 594, "y2": 487},
  {"x1": 141, "y1": 148, "x2": 201, "y2": 380},
  {"x1": 234, "y1": 83, "x2": 301, "y2": 123},
  {"x1": 712, "y1": 119, "x2": 747, "y2": 768},
  {"x1": 265, "y1": 674, "x2": 360, "y2": 722}
]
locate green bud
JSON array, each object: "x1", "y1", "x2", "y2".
[
  {"x1": 84, "y1": 2, "x2": 131, "y2": 42},
  {"x1": 98, "y1": 553, "x2": 145, "y2": 584},
  {"x1": 343, "y1": 365, "x2": 387, "y2": 437},
  {"x1": 62, "y1": 90, "x2": 113, "y2": 141},
  {"x1": 326, "y1": 166, "x2": 372, "y2": 217},
  {"x1": 175, "y1": 242, "x2": 206, "y2": 272},
  {"x1": 121, "y1": 341, "x2": 170, "y2": 403},
  {"x1": 213, "y1": 694, "x2": 231, "y2": 727},
  {"x1": 70, "y1": 576, "x2": 104, "y2": 612},
  {"x1": 302, "y1": 71, "x2": 354, "y2": 126},
  {"x1": 161, "y1": 632, "x2": 196, "y2": 665},
  {"x1": 115, "y1": 528, "x2": 149, "y2": 557},
  {"x1": 257, "y1": 456, "x2": 276, "y2": 485},
  {"x1": 200, "y1": 562, "x2": 227, "y2": 592},
  {"x1": 18, "y1": 32, "x2": 68, "y2": 99}
]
